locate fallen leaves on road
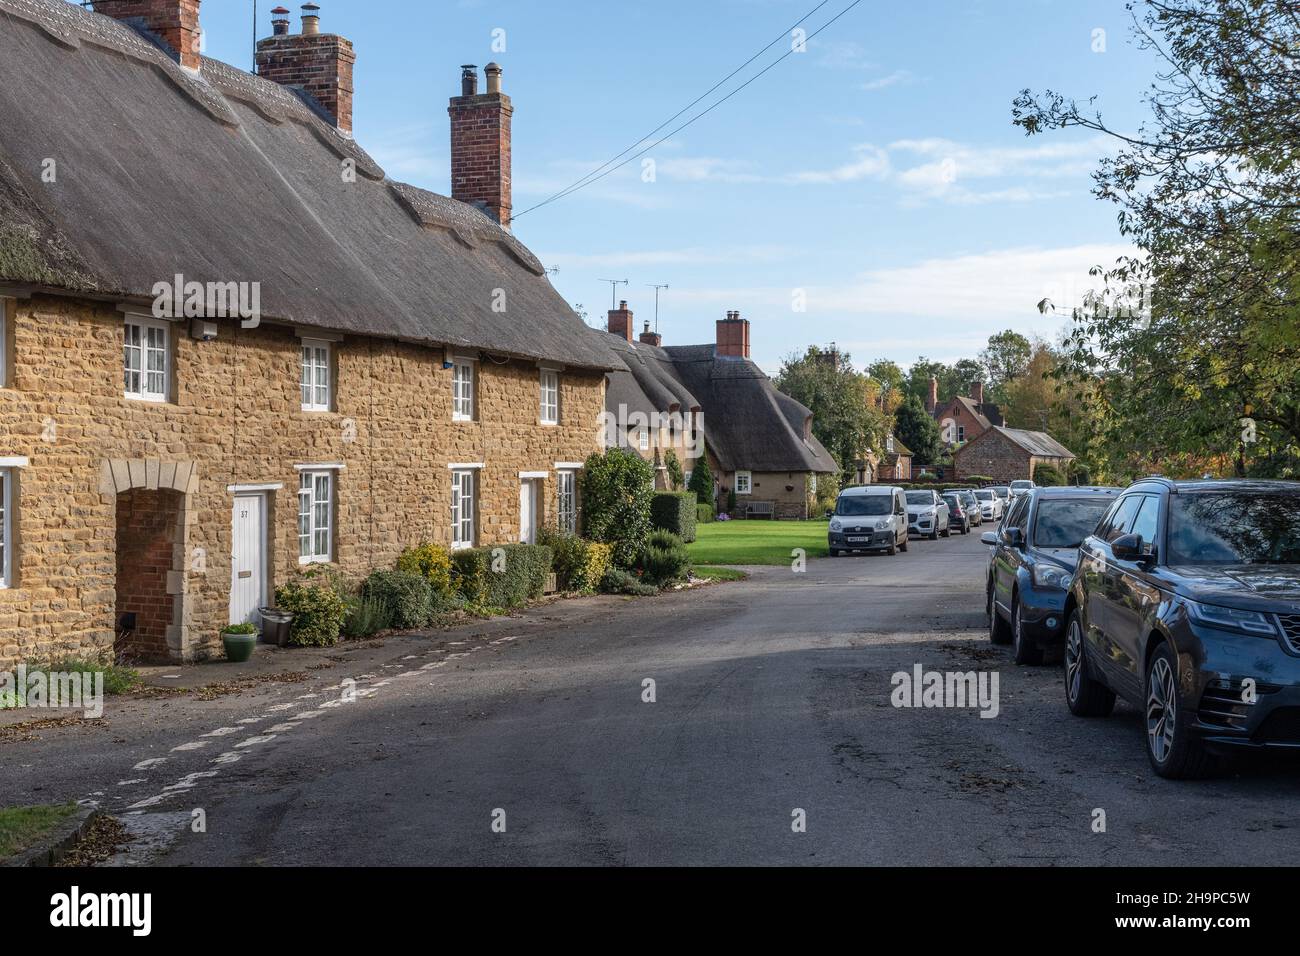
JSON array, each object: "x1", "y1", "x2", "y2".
[
  {"x1": 191, "y1": 672, "x2": 309, "y2": 701},
  {"x1": 55, "y1": 814, "x2": 131, "y2": 867},
  {"x1": 0, "y1": 715, "x2": 106, "y2": 743}
]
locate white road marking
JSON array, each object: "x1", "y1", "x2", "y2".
[
  {"x1": 201, "y1": 727, "x2": 239, "y2": 737},
  {"x1": 235, "y1": 734, "x2": 277, "y2": 748},
  {"x1": 117, "y1": 779, "x2": 147, "y2": 786},
  {"x1": 133, "y1": 758, "x2": 167, "y2": 771},
  {"x1": 171, "y1": 741, "x2": 209, "y2": 752}
]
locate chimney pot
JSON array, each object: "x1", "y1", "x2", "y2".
[
  {"x1": 271, "y1": 5, "x2": 290, "y2": 35},
  {"x1": 716, "y1": 310, "x2": 751, "y2": 359},
  {"x1": 607, "y1": 302, "x2": 634, "y2": 343},
  {"x1": 460, "y1": 64, "x2": 479, "y2": 96},
  {"x1": 485, "y1": 62, "x2": 503, "y2": 94},
  {"x1": 301, "y1": 2, "x2": 321, "y2": 35}
]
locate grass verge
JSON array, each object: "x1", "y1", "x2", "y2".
[
  {"x1": 0, "y1": 803, "x2": 79, "y2": 859},
  {"x1": 689, "y1": 520, "x2": 830, "y2": 566},
  {"x1": 691, "y1": 566, "x2": 748, "y2": 582}
]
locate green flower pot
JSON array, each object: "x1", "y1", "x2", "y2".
[{"x1": 222, "y1": 632, "x2": 257, "y2": 663}]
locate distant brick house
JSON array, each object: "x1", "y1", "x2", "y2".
[
  {"x1": 953, "y1": 427, "x2": 1076, "y2": 483},
  {"x1": 875, "y1": 435, "x2": 914, "y2": 481},
  {"x1": 0, "y1": 1, "x2": 619, "y2": 664},
  {"x1": 928, "y1": 377, "x2": 1005, "y2": 447},
  {"x1": 603, "y1": 307, "x2": 837, "y2": 519}
]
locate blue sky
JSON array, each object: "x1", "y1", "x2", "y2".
[{"x1": 194, "y1": 0, "x2": 1155, "y2": 373}]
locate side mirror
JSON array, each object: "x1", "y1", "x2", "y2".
[
  {"x1": 980, "y1": 532, "x2": 998, "y2": 547},
  {"x1": 1003, "y1": 527, "x2": 1025, "y2": 549},
  {"x1": 1112, "y1": 533, "x2": 1143, "y2": 561}
]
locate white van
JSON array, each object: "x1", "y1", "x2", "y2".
[{"x1": 828, "y1": 486, "x2": 909, "y2": 556}]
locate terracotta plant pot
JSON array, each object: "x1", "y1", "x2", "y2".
[{"x1": 222, "y1": 632, "x2": 257, "y2": 663}]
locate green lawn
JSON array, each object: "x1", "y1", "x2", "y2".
[
  {"x1": 690, "y1": 520, "x2": 829, "y2": 566},
  {"x1": 0, "y1": 803, "x2": 78, "y2": 859}
]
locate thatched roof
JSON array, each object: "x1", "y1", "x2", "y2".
[
  {"x1": 605, "y1": 334, "x2": 837, "y2": 474},
  {"x1": 0, "y1": 0, "x2": 619, "y2": 371}
]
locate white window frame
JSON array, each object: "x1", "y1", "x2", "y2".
[
  {"x1": 300, "y1": 338, "x2": 332, "y2": 412},
  {"x1": 735, "y1": 471, "x2": 753, "y2": 495},
  {"x1": 297, "y1": 469, "x2": 335, "y2": 565},
  {"x1": 539, "y1": 369, "x2": 560, "y2": 425},
  {"x1": 452, "y1": 358, "x2": 476, "y2": 422},
  {"x1": 557, "y1": 470, "x2": 577, "y2": 535},
  {"x1": 0, "y1": 460, "x2": 21, "y2": 588},
  {"x1": 123, "y1": 315, "x2": 170, "y2": 403},
  {"x1": 638, "y1": 427, "x2": 650, "y2": 452},
  {"x1": 451, "y1": 468, "x2": 478, "y2": 550}
]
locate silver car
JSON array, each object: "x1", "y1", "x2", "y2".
[
  {"x1": 905, "y1": 490, "x2": 951, "y2": 540},
  {"x1": 974, "y1": 489, "x2": 1004, "y2": 523}
]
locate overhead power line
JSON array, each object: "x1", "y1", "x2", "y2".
[{"x1": 511, "y1": 0, "x2": 864, "y2": 224}]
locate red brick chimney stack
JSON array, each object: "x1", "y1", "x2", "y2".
[
  {"x1": 971, "y1": 380, "x2": 985, "y2": 404},
  {"x1": 255, "y1": 3, "x2": 357, "y2": 135},
  {"x1": 927, "y1": 376, "x2": 939, "y2": 413},
  {"x1": 639, "y1": 321, "x2": 662, "y2": 348},
  {"x1": 608, "y1": 301, "x2": 634, "y2": 342},
  {"x1": 95, "y1": 0, "x2": 203, "y2": 71},
  {"x1": 716, "y1": 311, "x2": 751, "y2": 359},
  {"x1": 449, "y1": 63, "x2": 514, "y2": 228}
]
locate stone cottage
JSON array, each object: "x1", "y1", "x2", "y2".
[
  {"x1": 603, "y1": 307, "x2": 836, "y2": 519},
  {"x1": 0, "y1": 0, "x2": 619, "y2": 664},
  {"x1": 952, "y1": 427, "x2": 1076, "y2": 483}
]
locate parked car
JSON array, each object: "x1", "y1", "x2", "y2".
[
  {"x1": 1065, "y1": 478, "x2": 1300, "y2": 779},
  {"x1": 990, "y1": 486, "x2": 1011, "y2": 508},
  {"x1": 942, "y1": 492, "x2": 972, "y2": 534},
  {"x1": 1009, "y1": 479, "x2": 1036, "y2": 499},
  {"x1": 954, "y1": 490, "x2": 983, "y2": 527},
  {"x1": 906, "y1": 490, "x2": 951, "y2": 540},
  {"x1": 984, "y1": 486, "x2": 1122, "y2": 665},
  {"x1": 973, "y1": 489, "x2": 1004, "y2": 523},
  {"x1": 828, "y1": 486, "x2": 909, "y2": 556}
]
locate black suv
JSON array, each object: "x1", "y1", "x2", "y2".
[
  {"x1": 1065, "y1": 478, "x2": 1300, "y2": 778},
  {"x1": 984, "y1": 486, "x2": 1121, "y2": 665}
]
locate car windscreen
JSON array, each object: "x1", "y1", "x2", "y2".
[
  {"x1": 1033, "y1": 498, "x2": 1115, "y2": 549},
  {"x1": 836, "y1": 496, "x2": 892, "y2": 517},
  {"x1": 1011, "y1": 481, "x2": 1033, "y2": 490},
  {"x1": 905, "y1": 493, "x2": 933, "y2": 505},
  {"x1": 975, "y1": 491, "x2": 994, "y2": 500},
  {"x1": 1167, "y1": 492, "x2": 1300, "y2": 565},
  {"x1": 941, "y1": 496, "x2": 960, "y2": 509}
]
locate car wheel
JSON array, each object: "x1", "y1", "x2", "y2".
[
  {"x1": 885, "y1": 539, "x2": 897, "y2": 556},
  {"x1": 929, "y1": 528, "x2": 939, "y2": 540},
  {"x1": 1011, "y1": 595, "x2": 1043, "y2": 666},
  {"x1": 1064, "y1": 610, "x2": 1116, "y2": 718},
  {"x1": 1145, "y1": 643, "x2": 1217, "y2": 779},
  {"x1": 987, "y1": 580, "x2": 1011, "y2": 645},
  {"x1": 899, "y1": 534, "x2": 909, "y2": 553}
]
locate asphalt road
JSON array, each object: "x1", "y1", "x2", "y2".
[{"x1": 6, "y1": 529, "x2": 1300, "y2": 865}]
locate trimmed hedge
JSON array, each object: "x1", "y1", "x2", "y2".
[
  {"x1": 696, "y1": 503, "x2": 717, "y2": 524},
  {"x1": 361, "y1": 569, "x2": 433, "y2": 630},
  {"x1": 651, "y1": 492, "x2": 698, "y2": 543},
  {"x1": 451, "y1": 544, "x2": 554, "y2": 609},
  {"x1": 638, "y1": 530, "x2": 691, "y2": 588}
]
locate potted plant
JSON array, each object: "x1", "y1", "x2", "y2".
[{"x1": 221, "y1": 622, "x2": 259, "y2": 663}]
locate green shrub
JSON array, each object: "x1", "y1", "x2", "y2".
[
  {"x1": 395, "y1": 543, "x2": 454, "y2": 598},
  {"x1": 664, "y1": 449, "x2": 685, "y2": 491},
  {"x1": 651, "y1": 491, "x2": 698, "y2": 543},
  {"x1": 342, "y1": 593, "x2": 395, "y2": 639},
  {"x1": 362, "y1": 570, "x2": 434, "y2": 630},
  {"x1": 275, "y1": 578, "x2": 349, "y2": 648},
  {"x1": 687, "y1": 457, "x2": 714, "y2": 505},
  {"x1": 1034, "y1": 464, "x2": 1067, "y2": 487},
  {"x1": 451, "y1": 545, "x2": 554, "y2": 609},
  {"x1": 638, "y1": 530, "x2": 691, "y2": 588},
  {"x1": 600, "y1": 566, "x2": 659, "y2": 597},
  {"x1": 222, "y1": 622, "x2": 257, "y2": 635},
  {"x1": 584, "y1": 542, "x2": 613, "y2": 591},
  {"x1": 539, "y1": 529, "x2": 591, "y2": 593},
  {"x1": 43, "y1": 658, "x2": 140, "y2": 696},
  {"x1": 580, "y1": 449, "x2": 655, "y2": 567},
  {"x1": 696, "y1": 502, "x2": 716, "y2": 524}
]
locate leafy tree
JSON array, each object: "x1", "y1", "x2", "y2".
[
  {"x1": 580, "y1": 449, "x2": 655, "y2": 568},
  {"x1": 776, "y1": 346, "x2": 890, "y2": 476},
  {"x1": 980, "y1": 330, "x2": 1032, "y2": 400},
  {"x1": 894, "y1": 395, "x2": 943, "y2": 466},
  {"x1": 905, "y1": 357, "x2": 987, "y2": 408},
  {"x1": 1013, "y1": 0, "x2": 1300, "y2": 477}
]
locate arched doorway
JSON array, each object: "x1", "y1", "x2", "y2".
[{"x1": 100, "y1": 460, "x2": 196, "y2": 662}]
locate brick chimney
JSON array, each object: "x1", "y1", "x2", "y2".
[
  {"x1": 449, "y1": 63, "x2": 514, "y2": 228},
  {"x1": 927, "y1": 376, "x2": 939, "y2": 414},
  {"x1": 95, "y1": 0, "x2": 203, "y2": 71},
  {"x1": 639, "y1": 321, "x2": 662, "y2": 348},
  {"x1": 971, "y1": 380, "x2": 985, "y2": 404},
  {"x1": 256, "y1": 3, "x2": 357, "y2": 134},
  {"x1": 716, "y1": 311, "x2": 751, "y2": 360},
  {"x1": 607, "y1": 301, "x2": 634, "y2": 342}
]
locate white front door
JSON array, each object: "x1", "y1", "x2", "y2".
[
  {"x1": 519, "y1": 480, "x2": 537, "y2": 544},
  {"x1": 230, "y1": 494, "x2": 267, "y2": 627}
]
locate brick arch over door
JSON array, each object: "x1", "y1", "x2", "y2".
[{"x1": 99, "y1": 460, "x2": 198, "y2": 662}]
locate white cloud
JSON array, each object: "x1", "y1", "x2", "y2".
[
  {"x1": 784, "y1": 144, "x2": 890, "y2": 184},
  {"x1": 861, "y1": 69, "x2": 913, "y2": 91}
]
